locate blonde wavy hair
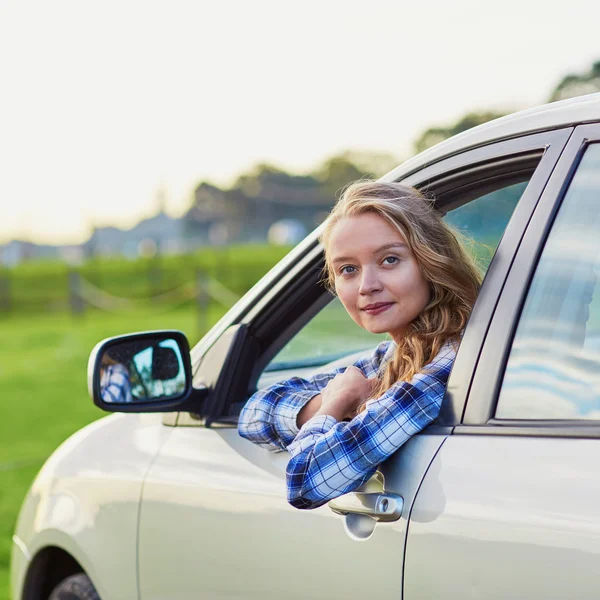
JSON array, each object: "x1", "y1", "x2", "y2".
[{"x1": 320, "y1": 181, "x2": 482, "y2": 401}]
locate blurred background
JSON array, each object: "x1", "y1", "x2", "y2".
[{"x1": 1, "y1": 0, "x2": 600, "y2": 596}]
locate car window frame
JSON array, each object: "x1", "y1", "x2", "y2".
[
  {"x1": 460, "y1": 123, "x2": 600, "y2": 437},
  {"x1": 397, "y1": 128, "x2": 573, "y2": 425},
  {"x1": 175, "y1": 127, "x2": 573, "y2": 428}
]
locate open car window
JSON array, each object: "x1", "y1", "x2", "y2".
[
  {"x1": 444, "y1": 180, "x2": 528, "y2": 270},
  {"x1": 264, "y1": 297, "x2": 386, "y2": 372},
  {"x1": 263, "y1": 178, "x2": 530, "y2": 377}
]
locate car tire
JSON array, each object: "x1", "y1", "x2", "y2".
[{"x1": 48, "y1": 573, "x2": 100, "y2": 600}]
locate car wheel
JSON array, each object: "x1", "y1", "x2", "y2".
[{"x1": 48, "y1": 573, "x2": 100, "y2": 600}]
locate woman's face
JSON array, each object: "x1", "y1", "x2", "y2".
[{"x1": 328, "y1": 212, "x2": 430, "y2": 342}]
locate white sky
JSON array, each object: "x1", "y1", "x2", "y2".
[{"x1": 1, "y1": 0, "x2": 599, "y2": 244}]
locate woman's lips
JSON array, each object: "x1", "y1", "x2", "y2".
[{"x1": 361, "y1": 302, "x2": 394, "y2": 315}]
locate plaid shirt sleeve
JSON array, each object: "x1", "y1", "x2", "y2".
[
  {"x1": 238, "y1": 341, "x2": 393, "y2": 452},
  {"x1": 100, "y1": 363, "x2": 133, "y2": 404},
  {"x1": 285, "y1": 342, "x2": 456, "y2": 509}
]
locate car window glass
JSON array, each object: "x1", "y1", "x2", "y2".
[
  {"x1": 266, "y1": 175, "x2": 532, "y2": 372},
  {"x1": 265, "y1": 296, "x2": 385, "y2": 370},
  {"x1": 444, "y1": 180, "x2": 528, "y2": 270},
  {"x1": 497, "y1": 144, "x2": 600, "y2": 419}
]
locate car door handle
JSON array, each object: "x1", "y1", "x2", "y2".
[{"x1": 328, "y1": 492, "x2": 403, "y2": 522}]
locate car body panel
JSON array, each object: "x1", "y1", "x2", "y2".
[
  {"x1": 138, "y1": 424, "x2": 447, "y2": 600},
  {"x1": 11, "y1": 413, "x2": 170, "y2": 600},
  {"x1": 405, "y1": 124, "x2": 600, "y2": 599},
  {"x1": 404, "y1": 435, "x2": 600, "y2": 599}
]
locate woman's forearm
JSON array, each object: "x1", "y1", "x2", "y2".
[
  {"x1": 296, "y1": 394, "x2": 322, "y2": 428},
  {"x1": 298, "y1": 393, "x2": 352, "y2": 424}
]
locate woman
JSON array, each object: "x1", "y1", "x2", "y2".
[
  {"x1": 238, "y1": 181, "x2": 481, "y2": 509},
  {"x1": 100, "y1": 351, "x2": 132, "y2": 404}
]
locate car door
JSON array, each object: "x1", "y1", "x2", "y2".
[
  {"x1": 404, "y1": 124, "x2": 600, "y2": 599},
  {"x1": 137, "y1": 128, "x2": 571, "y2": 600}
]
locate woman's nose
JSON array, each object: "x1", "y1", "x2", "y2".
[{"x1": 359, "y1": 268, "x2": 382, "y2": 294}]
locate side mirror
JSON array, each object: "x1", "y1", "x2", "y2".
[{"x1": 88, "y1": 330, "x2": 199, "y2": 413}]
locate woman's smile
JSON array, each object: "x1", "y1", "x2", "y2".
[{"x1": 361, "y1": 301, "x2": 395, "y2": 315}]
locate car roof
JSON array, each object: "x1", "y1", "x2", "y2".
[{"x1": 385, "y1": 92, "x2": 600, "y2": 181}]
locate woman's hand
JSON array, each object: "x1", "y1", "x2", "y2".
[{"x1": 315, "y1": 366, "x2": 377, "y2": 421}]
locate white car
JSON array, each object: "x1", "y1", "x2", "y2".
[{"x1": 12, "y1": 93, "x2": 600, "y2": 599}]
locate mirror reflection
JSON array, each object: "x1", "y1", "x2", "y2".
[{"x1": 100, "y1": 337, "x2": 186, "y2": 403}]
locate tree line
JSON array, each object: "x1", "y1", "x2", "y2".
[
  {"x1": 185, "y1": 60, "x2": 600, "y2": 231},
  {"x1": 413, "y1": 60, "x2": 600, "y2": 153}
]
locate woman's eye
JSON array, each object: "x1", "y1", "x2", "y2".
[
  {"x1": 340, "y1": 265, "x2": 356, "y2": 275},
  {"x1": 383, "y1": 256, "x2": 399, "y2": 265}
]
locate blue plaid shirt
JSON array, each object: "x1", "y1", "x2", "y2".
[
  {"x1": 238, "y1": 340, "x2": 456, "y2": 509},
  {"x1": 100, "y1": 363, "x2": 132, "y2": 404}
]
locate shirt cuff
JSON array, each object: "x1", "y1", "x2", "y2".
[
  {"x1": 287, "y1": 415, "x2": 338, "y2": 456},
  {"x1": 298, "y1": 414, "x2": 338, "y2": 436},
  {"x1": 274, "y1": 390, "x2": 322, "y2": 443}
]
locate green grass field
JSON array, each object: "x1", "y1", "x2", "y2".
[
  {"x1": 0, "y1": 245, "x2": 292, "y2": 314},
  {"x1": 0, "y1": 306, "x2": 228, "y2": 600}
]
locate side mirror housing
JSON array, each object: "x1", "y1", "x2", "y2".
[{"x1": 88, "y1": 330, "x2": 204, "y2": 413}]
